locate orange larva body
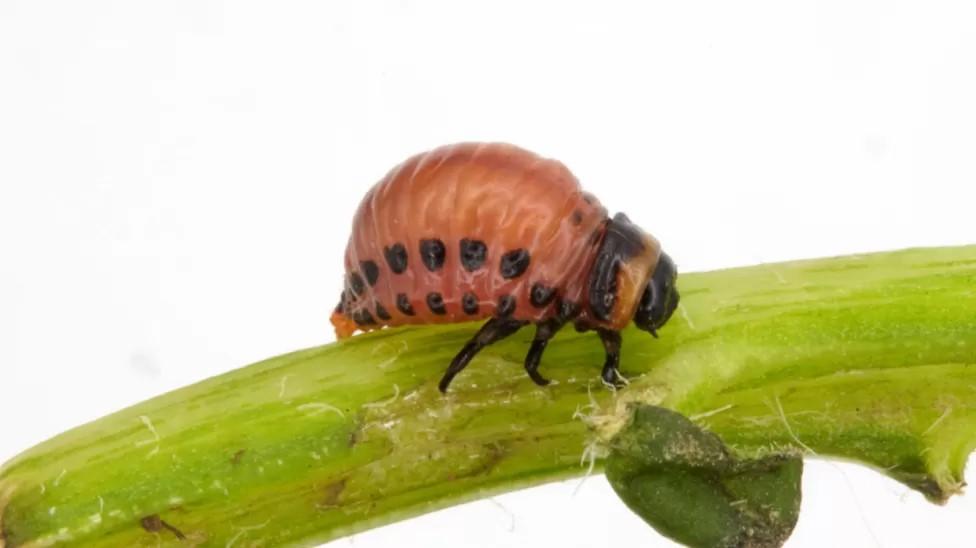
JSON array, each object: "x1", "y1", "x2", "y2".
[
  {"x1": 332, "y1": 142, "x2": 680, "y2": 391},
  {"x1": 337, "y1": 142, "x2": 607, "y2": 333}
]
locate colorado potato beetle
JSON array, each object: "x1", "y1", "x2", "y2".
[{"x1": 331, "y1": 143, "x2": 679, "y2": 392}]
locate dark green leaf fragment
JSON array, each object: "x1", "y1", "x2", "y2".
[{"x1": 605, "y1": 405, "x2": 803, "y2": 548}]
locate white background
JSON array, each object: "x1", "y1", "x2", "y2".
[{"x1": 2, "y1": 1, "x2": 975, "y2": 546}]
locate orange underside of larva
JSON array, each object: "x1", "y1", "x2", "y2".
[{"x1": 330, "y1": 310, "x2": 359, "y2": 340}]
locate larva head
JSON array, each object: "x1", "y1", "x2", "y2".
[
  {"x1": 632, "y1": 251, "x2": 679, "y2": 336},
  {"x1": 586, "y1": 213, "x2": 676, "y2": 333}
]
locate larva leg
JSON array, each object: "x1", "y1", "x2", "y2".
[
  {"x1": 597, "y1": 329, "x2": 624, "y2": 387},
  {"x1": 523, "y1": 318, "x2": 566, "y2": 386},
  {"x1": 439, "y1": 318, "x2": 526, "y2": 393}
]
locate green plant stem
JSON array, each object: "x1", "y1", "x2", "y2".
[{"x1": 2, "y1": 246, "x2": 975, "y2": 547}]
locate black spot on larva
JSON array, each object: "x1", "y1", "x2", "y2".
[
  {"x1": 375, "y1": 302, "x2": 391, "y2": 321},
  {"x1": 420, "y1": 239, "x2": 446, "y2": 271},
  {"x1": 558, "y1": 299, "x2": 581, "y2": 321},
  {"x1": 348, "y1": 272, "x2": 366, "y2": 296},
  {"x1": 571, "y1": 210, "x2": 584, "y2": 225},
  {"x1": 384, "y1": 243, "x2": 408, "y2": 274},
  {"x1": 361, "y1": 260, "x2": 380, "y2": 286},
  {"x1": 396, "y1": 293, "x2": 415, "y2": 316},
  {"x1": 352, "y1": 308, "x2": 375, "y2": 326},
  {"x1": 497, "y1": 295, "x2": 516, "y2": 317},
  {"x1": 426, "y1": 292, "x2": 447, "y2": 315},
  {"x1": 462, "y1": 292, "x2": 480, "y2": 315},
  {"x1": 530, "y1": 283, "x2": 557, "y2": 308},
  {"x1": 459, "y1": 239, "x2": 487, "y2": 271},
  {"x1": 500, "y1": 249, "x2": 530, "y2": 279}
]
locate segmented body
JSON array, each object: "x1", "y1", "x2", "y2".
[
  {"x1": 331, "y1": 142, "x2": 679, "y2": 392},
  {"x1": 334, "y1": 142, "x2": 610, "y2": 336}
]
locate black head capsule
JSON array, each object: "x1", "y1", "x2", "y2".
[{"x1": 633, "y1": 252, "x2": 679, "y2": 336}]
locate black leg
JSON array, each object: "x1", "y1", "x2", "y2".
[
  {"x1": 524, "y1": 318, "x2": 565, "y2": 386},
  {"x1": 598, "y1": 329, "x2": 624, "y2": 387},
  {"x1": 439, "y1": 317, "x2": 526, "y2": 392}
]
